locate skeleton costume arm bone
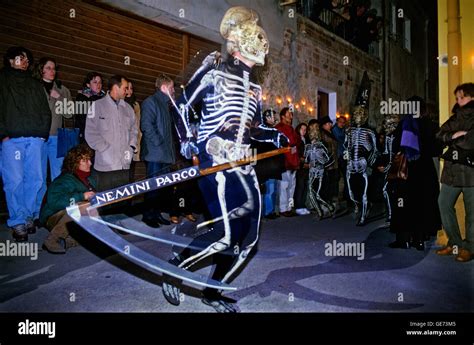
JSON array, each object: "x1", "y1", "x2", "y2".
[
  {"x1": 322, "y1": 143, "x2": 333, "y2": 168},
  {"x1": 170, "y1": 56, "x2": 217, "y2": 158},
  {"x1": 171, "y1": 51, "x2": 220, "y2": 141},
  {"x1": 343, "y1": 128, "x2": 350, "y2": 160},
  {"x1": 367, "y1": 130, "x2": 379, "y2": 166}
]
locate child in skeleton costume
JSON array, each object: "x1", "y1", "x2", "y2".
[
  {"x1": 345, "y1": 72, "x2": 378, "y2": 226},
  {"x1": 162, "y1": 7, "x2": 288, "y2": 312},
  {"x1": 376, "y1": 115, "x2": 399, "y2": 223},
  {"x1": 305, "y1": 122, "x2": 335, "y2": 219}
]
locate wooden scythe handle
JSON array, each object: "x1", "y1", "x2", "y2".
[
  {"x1": 200, "y1": 147, "x2": 290, "y2": 176},
  {"x1": 75, "y1": 147, "x2": 290, "y2": 211}
]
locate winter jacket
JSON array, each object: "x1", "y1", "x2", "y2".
[
  {"x1": 75, "y1": 89, "x2": 105, "y2": 140},
  {"x1": 39, "y1": 172, "x2": 96, "y2": 225},
  {"x1": 0, "y1": 67, "x2": 51, "y2": 140},
  {"x1": 140, "y1": 90, "x2": 176, "y2": 164},
  {"x1": 85, "y1": 93, "x2": 138, "y2": 172},
  {"x1": 42, "y1": 81, "x2": 72, "y2": 135},
  {"x1": 332, "y1": 125, "x2": 346, "y2": 158},
  {"x1": 437, "y1": 100, "x2": 474, "y2": 187},
  {"x1": 275, "y1": 122, "x2": 300, "y2": 170},
  {"x1": 251, "y1": 140, "x2": 286, "y2": 183}
]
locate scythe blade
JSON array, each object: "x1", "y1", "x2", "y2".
[{"x1": 66, "y1": 204, "x2": 236, "y2": 291}]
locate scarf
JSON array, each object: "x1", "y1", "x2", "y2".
[
  {"x1": 400, "y1": 114, "x2": 420, "y2": 161},
  {"x1": 42, "y1": 79, "x2": 54, "y2": 94},
  {"x1": 75, "y1": 169, "x2": 95, "y2": 191},
  {"x1": 80, "y1": 87, "x2": 106, "y2": 99}
]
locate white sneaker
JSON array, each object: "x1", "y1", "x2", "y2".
[{"x1": 295, "y1": 208, "x2": 310, "y2": 215}]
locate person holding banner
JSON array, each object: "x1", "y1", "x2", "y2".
[{"x1": 162, "y1": 6, "x2": 288, "y2": 312}]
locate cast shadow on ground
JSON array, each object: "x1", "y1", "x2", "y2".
[{"x1": 227, "y1": 225, "x2": 429, "y2": 311}]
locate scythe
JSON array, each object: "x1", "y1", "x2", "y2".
[{"x1": 67, "y1": 147, "x2": 289, "y2": 291}]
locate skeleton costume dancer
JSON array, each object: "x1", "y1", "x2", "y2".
[
  {"x1": 305, "y1": 122, "x2": 334, "y2": 219},
  {"x1": 345, "y1": 72, "x2": 378, "y2": 226},
  {"x1": 162, "y1": 7, "x2": 287, "y2": 312},
  {"x1": 377, "y1": 115, "x2": 399, "y2": 223}
]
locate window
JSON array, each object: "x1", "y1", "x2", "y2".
[{"x1": 403, "y1": 18, "x2": 411, "y2": 52}]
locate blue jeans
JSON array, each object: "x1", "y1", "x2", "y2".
[
  {"x1": 263, "y1": 179, "x2": 277, "y2": 216},
  {"x1": 1, "y1": 137, "x2": 46, "y2": 227},
  {"x1": 42, "y1": 135, "x2": 64, "y2": 182},
  {"x1": 438, "y1": 184, "x2": 474, "y2": 252}
]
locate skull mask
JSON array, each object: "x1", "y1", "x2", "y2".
[
  {"x1": 308, "y1": 123, "x2": 321, "y2": 143},
  {"x1": 352, "y1": 105, "x2": 369, "y2": 127},
  {"x1": 382, "y1": 115, "x2": 399, "y2": 135},
  {"x1": 220, "y1": 6, "x2": 269, "y2": 66},
  {"x1": 236, "y1": 23, "x2": 269, "y2": 66}
]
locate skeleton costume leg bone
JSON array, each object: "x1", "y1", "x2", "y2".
[
  {"x1": 346, "y1": 156, "x2": 372, "y2": 225},
  {"x1": 309, "y1": 169, "x2": 334, "y2": 219},
  {"x1": 345, "y1": 115, "x2": 377, "y2": 226},
  {"x1": 380, "y1": 117, "x2": 398, "y2": 222},
  {"x1": 174, "y1": 154, "x2": 261, "y2": 297},
  {"x1": 178, "y1": 142, "x2": 257, "y2": 271},
  {"x1": 382, "y1": 176, "x2": 391, "y2": 221},
  {"x1": 305, "y1": 127, "x2": 334, "y2": 219},
  {"x1": 307, "y1": 171, "x2": 323, "y2": 218}
]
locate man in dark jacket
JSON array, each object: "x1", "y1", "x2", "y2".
[
  {"x1": 0, "y1": 46, "x2": 52, "y2": 242},
  {"x1": 436, "y1": 83, "x2": 474, "y2": 262},
  {"x1": 140, "y1": 74, "x2": 176, "y2": 227}
]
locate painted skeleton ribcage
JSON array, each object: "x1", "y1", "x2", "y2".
[
  {"x1": 198, "y1": 70, "x2": 260, "y2": 162},
  {"x1": 305, "y1": 142, "x2": 331, "y2": 178},
  {"x1": 346, "y1": 127, "x2": 377, "y2": 174}
]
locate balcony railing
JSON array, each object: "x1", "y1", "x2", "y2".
[{"x1": 297, "y1": 0, "x2": 381, "y2": 59}]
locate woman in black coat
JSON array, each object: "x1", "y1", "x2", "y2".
[{"x1": 388, "y1": 97, "x2": 442, "y2": 250}]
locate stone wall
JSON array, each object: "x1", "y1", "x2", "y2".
[
  {"x1": 259, "y1": 16, "x2": 383, "y2": 130},
  {"x1": 103, "y1": 1, "x2": 384, "y2": 129}
]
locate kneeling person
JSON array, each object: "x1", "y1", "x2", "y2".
[{"x1": 40, "y1": 144, "x2": 96, "y2": 254}]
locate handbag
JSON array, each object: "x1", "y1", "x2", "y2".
[
  {"x1": 57, "y1": 127, "x2": 80, "y2": 158},
  {"x1": 387, "y1": 152, "x2": 408, "y2": 180}
]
